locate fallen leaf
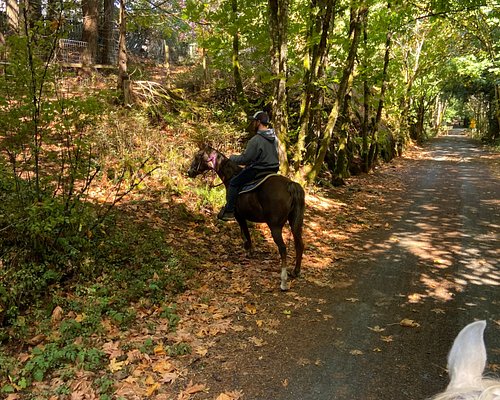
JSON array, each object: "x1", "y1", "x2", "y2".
[
  {"x1": 75, "y1": 313, "x2": 85, "y2": 323},
  {"x1": 109, "y1": 357, "x2": 127, "y2": 373},
  {"x1": 400, "y1": 318, "x2": 420, "y2": 328},
  {"x1": 373, "y1": 347, "x2": 382, "y2": 352},
  {"x1": 350, "y1": 350, "x2": 364, "y2": 355},
  {"x1": 231, "y1": 325, "x2": 246, "y2": 332},
  {"x1": 51, "y1": 306, "x2": 64, "y2": 324},
  {"x1": 381, "y1": 335, "x2": 394, "y2": 343},
  {"x1": 154, "y1": 344, "x2": 167, "y2": 355},
  {"x1": 161, "y1": 372, "x2": 178, "y2": 383},
  {"x1": 26, "y1": 333, "x2": 46, "y2": 346},
  {"x1": 216, "y1": 391, "x2": 244, "y2": 400},
  {"x1": 345, "y1": 298, "x2": 359, "y2": 303},
  {"x1": 408, "y1": 293, "x2": 423, "y2": 303},
  {"x1": 152, "y1": 360, "x2": 174, "y2": 374},
  {"x1": 368, "y1": 325, "x2": 385, "y2": 332},
  {"x1": 244, "y1": 304, "x2": 257, "y2": 315},
  {"x1": 196, "y1": 347, "x2": 208, "y2": 357},
  {"x1": 431, "y1": 308, "x2": 446, "y2": 314},
  {"x1": 179, "y1": 381, "x2": 206, "y2": 398},
  {"x1": 282, "y1": 378, "x2": 289, "y2": 387},
  {"x1": 102, "y1": 341, "x2": 123, "y2": 359},
  {"x1": 147, "y1": 382, "x2": 161, "y2": 396},
  {"x1": 249, "y1": 336, "x2": 267, "y2": 347}
]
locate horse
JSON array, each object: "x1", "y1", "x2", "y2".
[
  {"x1": 431, "y1": 320, "x2": 500, "y2": 400},
  {"x1": 187, "y1": 145, "x2": 305, "y2": 291}
]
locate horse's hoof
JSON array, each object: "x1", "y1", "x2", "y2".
[
  {"x1": 280, "y1": 283, "x2": 289, "y2": 291},
  {"x1": 290, "y1": 271, "x2": 300, "y2": 279}
]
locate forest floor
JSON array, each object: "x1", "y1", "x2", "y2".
[
  {"x1": 89, "y1": 142, "x2": 417, "y2": 400},
  {"x1": 112, "y1": 131, "x2": 498, "y2": 400},
  {"x1": 3, "y1": 105, "x2": 498, "y2": 399}
]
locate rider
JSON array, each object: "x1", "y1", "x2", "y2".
[{"x1": 218, "y1": 111, "x2": 280, "y2": 221}]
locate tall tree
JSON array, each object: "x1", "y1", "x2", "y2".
[
  {"x1": 268, "y1": 0, "x2": 290, "y2": 173},
  {"x1": 302, "y1": 1, "x2": 368, "y2": 183},
  {"x1": 6, "y1": 0, "x2": 19, "y2": 34},
  {"x1": 231, "y1": 0, "x2": 246, "y2": 108},
  {"x1": 82, "y1": 0, "x2": 99, "y2": 69},
  {"x1": 293, "y1": 0, "x2": 336, "y2": 175},
  {"x1": 102, "y1": 0, "x2": 114, "y2": 65},
  {"x1": 117, "y1": 0, "x2": 130, "y2": 104}
]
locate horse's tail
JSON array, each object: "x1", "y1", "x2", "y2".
[
  {"x1": 288, "y1": 181, "x2": 305, "y2": 235},
  {"x1": 288, "y1": 181, "x2": 305, "y2": 276}
]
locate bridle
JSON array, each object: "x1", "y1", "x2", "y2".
[
  {"x1": 206, "y1": 151, "x2": 226, "y2": 188},
  {"x1": 193, "y1": 150, "x2": 225, "y2": 188}
]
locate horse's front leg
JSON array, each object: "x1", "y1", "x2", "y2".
[
  {"x1": 269, "y1": 225, "x2": 288, "y2": 291},
  {"x1": 236, "y1": 216, "x2": 253, "y2": 257}
]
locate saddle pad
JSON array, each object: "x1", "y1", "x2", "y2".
[{"x1": 239, "y1": 173, "x2": 280, "y2": 194}]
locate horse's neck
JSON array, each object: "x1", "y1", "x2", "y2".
[{"x1": 217, "y1": 156, "x2": 241, "y2": 186}]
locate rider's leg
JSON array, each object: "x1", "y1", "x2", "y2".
[{"x1": 218, "y1": 168, "x2": 258, "y2": 220}]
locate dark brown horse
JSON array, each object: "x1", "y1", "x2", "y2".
[{"x1": 188, "y1": 146, "x2": 305, "y2": 290}]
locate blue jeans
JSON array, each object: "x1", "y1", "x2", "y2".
[{"x1": 225, "y1": 168, "x2": 260, "y2": 212}]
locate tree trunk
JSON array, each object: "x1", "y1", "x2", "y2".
[
  {"x1": 117, "y1": 0, "x2": 130, "y2": 105},
  {"x1": 361, "y1": 14, "x2": 370, "y2": 173},
  {"x1": 368, "y1": 13, "x2": 392, "y2": 170},
  {"x1": 231, "y1": 0, "x2": 246, "y2": 109},
  {"x1": 294, "y1": 0, "x2": 336, "y2": 174},
  {"x1": 102, "y1": 0, "x2": 114, "y2": 65},
  {"x1": 303, "y1": 2, "x2": 368, "y2": 183},
  {"x1": 413, "y1": 96, "x2": 425, "y2": 141},
  {"x1": 82, "y1": 0, "x2": 99, "y2": 70},
  {"x1": 268, "y1": 0, "x2": 289, "y2": 174},
  {"x1": 6, "y1": 0, "x2": 19, "y2": 34}
]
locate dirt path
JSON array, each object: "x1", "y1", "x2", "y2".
[{"x1": 168, "y1": 131, "x2": 499, "y2": 400}]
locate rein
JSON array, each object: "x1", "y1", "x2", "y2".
[{"x1": 210, "y1": 180, "x2": 225, "y2": 188}]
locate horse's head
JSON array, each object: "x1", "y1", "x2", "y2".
[
  {"x1": 187, "y1": 147, "x2": 216, "y2": 178},
  {"x1": 431, "y1": 320, "x2": 500, "y2": 400}
]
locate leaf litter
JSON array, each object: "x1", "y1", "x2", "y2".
[{"x1": 3, "y1": 150, "x2": 412, "y2": 399}]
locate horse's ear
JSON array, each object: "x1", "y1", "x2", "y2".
[{"x1": 446, "y1": 320, "x2": 487, "y2": 391}]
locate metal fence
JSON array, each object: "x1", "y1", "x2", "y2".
[{"x1": 54, "y1": 39, "x2": 88, "y2": 64}]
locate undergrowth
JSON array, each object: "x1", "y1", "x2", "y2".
[{"x1": 0, "y1": 28, "x2": 243, "y2": 397}]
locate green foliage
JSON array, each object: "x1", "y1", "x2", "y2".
[
  {"x1": 193, "y1": 185, "x2": 226, "y2": 211},
  {"x1": 167, "y1": 342, "x2": 191, "y2": 356},
  {"x1": 160, "y1": 305, "x2": 181, "y2": 331},
  {"x1": 21, "y1": 343, "x2": 105, "y2": 383}
]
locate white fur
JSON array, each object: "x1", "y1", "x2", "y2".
[
  {"x1": 432, "y1": 321, "x2": 500, "y2": 400},
  {"x1": 280, "y1": 267, "x2": 288, "y2": 291}
]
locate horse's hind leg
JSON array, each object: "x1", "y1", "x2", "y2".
[
  {"x1": 269, "y1": 225, "x2": 288, "y2": 291},
  {"x1": 237, "y1": 218, "x2": 253, "y2": 257},
  {"x1": 290, "y1": 226, "x2": 304, "y2": 278}
]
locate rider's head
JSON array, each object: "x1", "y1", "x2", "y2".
[{"x1": 247, "y1": 111, "x2": 270, "y2": 134}]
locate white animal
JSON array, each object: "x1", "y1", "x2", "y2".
[{"x1": 432, "y1": 320, "x2": 500, "y2": 400}]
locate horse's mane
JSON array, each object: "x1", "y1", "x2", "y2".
[
  {"x1": 430, "y1": 321, "x2": 500, "y2": 400},
  {"x1": 432, "y1": 382, "x2": 500, "y2": 400}
]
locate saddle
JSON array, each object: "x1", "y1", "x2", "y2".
[{"x1": 239, "y1": 172, "x2": 280, "y2": 195}]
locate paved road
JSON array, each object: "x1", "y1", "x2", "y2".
[
  {"x1": 276, "y1": 132, "x2": 500, "y2": 399},
  {"x1": 192, "y1": 132, "x2": 500, "y2": 399}
]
